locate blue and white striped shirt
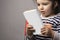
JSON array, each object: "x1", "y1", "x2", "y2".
[
  {"x1": 41, "y1": 13, "x2": 60, "y2": 40},
  {"x1": 41, "y1": 13, "x2": 60, "y2": 28}
]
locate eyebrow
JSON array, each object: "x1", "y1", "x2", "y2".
[{"x1": 37, "y1": 1, "x2": 50, "y2": 4}]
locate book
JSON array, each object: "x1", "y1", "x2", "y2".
[{"x1": 23, "y1": 9, "x2": 43, "y2": 35}]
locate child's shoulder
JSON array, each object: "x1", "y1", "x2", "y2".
[
  {"x1": 47, "y1": 13, "x2": 60, "y2": 19},
  {"x1": 49, "y1": 13, "x2": 60, "y2": 23},
  {"x1": 42, "y1": 13, "x2": 60, "y2": 28}
]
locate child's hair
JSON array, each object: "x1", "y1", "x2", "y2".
[
  {"x1": 33, "y1": 0, "x2": 60, "y2": 14},
  {"x1": 51, "y1": 0, "x2": 60, "y2": 14}
]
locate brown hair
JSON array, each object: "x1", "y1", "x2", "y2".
[
  {"x1": 33, "y1": 0, "x2": 60, "y2": 14},
  {"x1": 51, "y1": 0, "x2": 60, "y2": 14}
]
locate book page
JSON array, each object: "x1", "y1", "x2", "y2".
[{"x1": 23, "y1": 9, "x2": 43, "y2": 35}]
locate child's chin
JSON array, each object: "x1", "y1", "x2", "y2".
[
  {"x1": 42, "y1": 15, "x2": 47, "y2": 17},
  {"x1": 42, "y1": 14, "x2": 50, "y2": 17}
]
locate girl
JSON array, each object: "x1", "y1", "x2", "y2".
[{"x1": 25, "y1": 0, "x2": 60, "y2": 40}]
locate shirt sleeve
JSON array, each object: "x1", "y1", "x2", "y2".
[
  {"x1": 53, "y1": 31, "x2": 59, "y2": 40},
  {"x1": 24, "y1": 20, "x2": 29, "y2": 36},
  {"x1": 42, "y1": 19, "x2": 57, "y2": 28},
  {"x1": 42, "y1": 16, "x2": 60, "y2": 28}
]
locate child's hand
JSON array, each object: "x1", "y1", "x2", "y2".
[
  {"x1": 41, "y1": 24, "x2": 54, "y2": 38},
  {"x1": 26, "y1": 24, "x2": 35, "y2": 36},
  {"x1": 41, "y1": 26, "x2": 50, "y2": 36}
]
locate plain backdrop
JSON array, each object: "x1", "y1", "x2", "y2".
[{"x1": 0, "y1": 0, "x2": 37, "y2": 40}]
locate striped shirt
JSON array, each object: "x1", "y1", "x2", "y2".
[
  {"x1": 41, "y1": 13, "x2": 60, "y2": 28},
  {"x1": 41, "y1": 13, "x2": 60, "y2": 40}
]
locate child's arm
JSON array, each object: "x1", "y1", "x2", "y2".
[
  {"x1": 41, "y1": 23, "x2": 60, "y2": 40},
  {"x1": 24, "y1": 21, "x2": 36, "y2": 40},
  {"x1": 24, "y1": 21, "x2": 35, "y2": 36},
  {"x1": 53, "y1": 31, "x2": 59, "y2": 40}
]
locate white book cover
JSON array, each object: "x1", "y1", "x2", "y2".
[{"x1": 23, "y1": 9, "x2": 43, "y2": 35}]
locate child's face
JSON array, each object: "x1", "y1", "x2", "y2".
[{"x1": 36, "y1": 0, "x2": 54, "y2": 17}]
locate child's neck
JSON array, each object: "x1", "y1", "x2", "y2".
[{"x1": 43, "y1": 13, "x2": 56, "y2": 18}]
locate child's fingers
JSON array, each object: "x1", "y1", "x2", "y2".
[
  {"x1": 27, "y1": 28, "x2": 35, "y2": 35},
  {"x1": 44, "y1": 24, "x2": 52, "y2": 29},
  {"x1": 41, "y1": 28, "x2": 46, "y2": 32},
  {"x1": 27, "y1": 24, "x2": 33, "y2": 29},
  {"x1": 26, "y1": 24, "x2": 35, "y2": 34},
  {"x1": 28, "y1": 28, "x2": 35, "y2": 32},
  {"x1": 41, "y1": 31, "x2": 46, "y2": 34},
  {"x1": 41, "y1": 27, "x2": 49, "y2": 35}
]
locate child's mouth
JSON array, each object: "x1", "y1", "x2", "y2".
[{"x1": 41, "y1": 11, "x2": 45, "y2": 14}]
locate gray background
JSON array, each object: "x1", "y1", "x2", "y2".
[{"x1": 0, "y1": 0, "x2": 37, "y2": 40}]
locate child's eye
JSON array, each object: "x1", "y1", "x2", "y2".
[
  {"x1": 42, "y1": 3, "x2": 48, "y2": 5},
  {"x1": 37, "y1": 4, "x2": 40, "y2": 6}
]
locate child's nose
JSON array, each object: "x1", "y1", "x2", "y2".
[{"x1": 39, "y1": 5, "x2": 44, "y2": 10}]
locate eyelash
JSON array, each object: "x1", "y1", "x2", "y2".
[
  {"x1": 43, "y1": 3, "x2": 48, "y2": 5},
  {"x1": 37, "y1": 4, "x2": 40, "y2": 6},
  {"x1": 37, "y1": 3, "x2": 48, "y2": 6}
]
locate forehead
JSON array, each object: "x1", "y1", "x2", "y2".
[{"x1": 36, "y1": 0, "x2": 51, "y2": 3}]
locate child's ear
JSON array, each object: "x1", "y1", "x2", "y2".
[{"x1": 54, "y1": 1, "x2": 58, "y2": 8}]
